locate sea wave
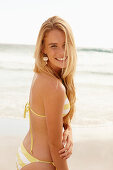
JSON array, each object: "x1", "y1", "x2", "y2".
[
  {"x1": 0, "y1": 66, "x2": 32, "y2": 71},
  {"x1": 72, "y1": 118, "x2": 113, "y2": 128},
  {"x1": 78, "y1": 70, "x2": 113, "y2": 76},
  {"x1": 0, "y1": 65, "x2": 113, "y2": 76},
  {"x1": 77, "y1": 48, "x2": 113, "y2": 53},
  {"x1": 1, "y1": 115, "x2": 113, "y2": 128},
  {"x1": 0, "y1": 43, "x2": 113, "y2": 54}
]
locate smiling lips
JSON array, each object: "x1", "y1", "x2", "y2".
[{"x1": 55, "y1": 56, "x2": 68, "y2": 61}]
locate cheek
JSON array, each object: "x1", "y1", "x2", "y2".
[{"x1": 48, "y1": 50, "x2": 56, "y2": 58}]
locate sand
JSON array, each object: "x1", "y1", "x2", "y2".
[{"x1": 0, "y1": 117, "x2": 113, "y2": 170}]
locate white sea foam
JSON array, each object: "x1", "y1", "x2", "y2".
[{"x1": 0, "y1": 44, "x2": 113, "y2": 127}]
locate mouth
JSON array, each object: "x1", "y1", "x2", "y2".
[{"x1": 55, "y1": 56, "x2": 68, "y2": 62}]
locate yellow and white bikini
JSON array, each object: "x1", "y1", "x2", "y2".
[{"x1": 16, "y1": 94, "x2": 70, "y2": 170}]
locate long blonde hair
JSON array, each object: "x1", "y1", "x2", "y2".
[{"x1": 33, "y1": 16, "x2": 77, "y2": 129}]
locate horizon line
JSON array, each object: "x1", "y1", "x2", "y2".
[{"x1": 0, "y1": 42, "x2": 113, "y2": 51}]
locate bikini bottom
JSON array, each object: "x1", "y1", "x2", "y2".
[{"x1": 16, "y1": 141, "x2": 57, "y2": 170}]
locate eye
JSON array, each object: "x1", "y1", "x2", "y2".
[{"x1": 63, "y1": 44, "x2": 65, "y2": 48}]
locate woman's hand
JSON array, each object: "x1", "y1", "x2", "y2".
[{"x1": 58, "y1": 125, "x2": 73, "y2": 159}]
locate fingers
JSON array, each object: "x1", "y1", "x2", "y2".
[
  {"x1": 63, "y1": 152, "x2": 72, "y2": 159},
  {"x1": 58, "y1": 129, "x2": 73, "y2": 159},
  {"x1": 59, "y1": 143, "x2": 73, "y2": 159},
  {"x1": 62, "y1": 131, "x2": 68, "y2": 146},
  {"x1": 59, "y1": 136, "x2": 70, "y2": 154}
]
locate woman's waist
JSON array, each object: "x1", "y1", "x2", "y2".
[
  {"x1": 23, "y1": 130, "x2": 53, "y2": 161},
  {"x1": 24, "y1": 129, "x2": 49, "y2": 145}
]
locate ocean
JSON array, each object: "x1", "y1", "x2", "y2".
[{"x1": 0, "y1": 44, "x2": 113, "y2": 127}]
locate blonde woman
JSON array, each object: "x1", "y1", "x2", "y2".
[{"x1": 16, "y1": 16, "x2": 77, "y2": 170}]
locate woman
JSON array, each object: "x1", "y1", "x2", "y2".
[{"x1": 16, "y1": 16, "x2": 77, "y2": 170}]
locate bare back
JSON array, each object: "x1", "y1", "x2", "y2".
[{"x1": 23, "y1": 72, "x2": 65, "y2": 162}]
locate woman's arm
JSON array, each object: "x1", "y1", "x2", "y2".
[
  {"x1": 43, "y1": 79, "x2": 69, "y2": 170},
  {"x1": 59, "y1": 123, "x2": 73, "y2": 159}
]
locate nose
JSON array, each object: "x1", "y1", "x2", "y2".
[{"x1": 57, "y1": 47, "x2": 65, "y2": 56}]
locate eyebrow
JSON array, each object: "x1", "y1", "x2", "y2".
[{"x1": 48, "y1": 42, "x2": 65, "y2": 46}]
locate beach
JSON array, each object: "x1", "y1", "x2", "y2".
[
  {"x1": 0, "y1": 44, "x2": 113, "y2": 169},
  {"x1": 0, "y1": 117, "x2": 113, "y2": 170},
  {"x1": 0, "y1": 0, "x2": 113, "y2": 168}
]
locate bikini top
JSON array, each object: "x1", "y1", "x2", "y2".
[{"x1": 24, "y1": 94, "x2": 70, "y2": 154}]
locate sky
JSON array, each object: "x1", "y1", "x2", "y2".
[{"x1": 0, "y1": 0, "x2": 113, "y2": 48}]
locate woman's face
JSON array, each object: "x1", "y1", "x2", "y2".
[{"x1": 43, "y1": 29, "x2": 68, "y2": 74}]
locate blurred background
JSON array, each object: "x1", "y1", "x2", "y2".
[
  {"x1": 0, "y1": 0, "x2": 113, "y2": 127},
  {"x1": 0, "y1": 0, "x2": 113, "y2": 170}
]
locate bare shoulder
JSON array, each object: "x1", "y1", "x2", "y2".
[{"x1": 34, "y1": 72, "x2": 66, "y2": 98}]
